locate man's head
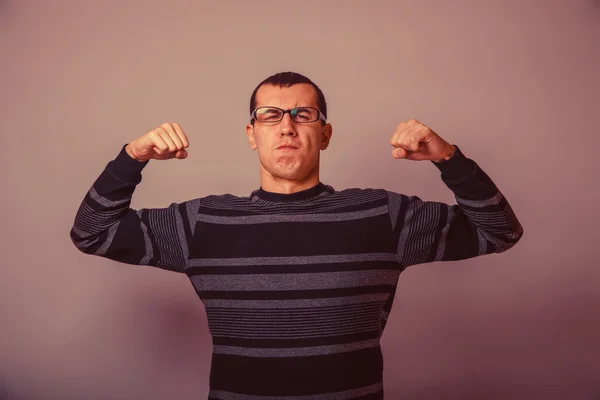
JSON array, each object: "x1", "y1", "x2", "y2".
[{"x1": 246, "y1": 72, "x2": 333, "y2": 190}]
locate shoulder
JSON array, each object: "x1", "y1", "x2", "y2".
[
  {"x1": 327, "y1": 187, "x2": 394, "y2": 208},
  {"x1": 332, "y1": 186, "x2": 393, "y2": 200},
  {"x1": 196, "y1": 192, "x2": 252, "y2": 207}
]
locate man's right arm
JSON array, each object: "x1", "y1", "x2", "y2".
[{"x1": 70, "y1": 122, "x2": 191, "y2": 273}]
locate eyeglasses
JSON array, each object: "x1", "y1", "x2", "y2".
[{"x1": 250, "y1": 106, "x2": 326, "y2": 123}]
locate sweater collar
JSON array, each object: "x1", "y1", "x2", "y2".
[{"x1": 254, "y1": 182, "x2": 332, "y2": 203}]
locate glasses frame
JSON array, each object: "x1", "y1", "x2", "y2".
[{"x1": 250, "y1": 106, "x2": 327, "y2": 124}]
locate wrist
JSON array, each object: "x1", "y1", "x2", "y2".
[
  {"x1": 434, "y1": 144, "x2": 456, "y2": 163},
  {"x1": 125, "y1": 144, "x2": 145, "y2": 162}
]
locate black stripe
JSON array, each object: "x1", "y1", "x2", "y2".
[
  {"x1": 198, "y1": 206, "x2": 262, "y2": 217},
  {"x1": 391, "y1": 194, "x2": 409, "y2": 243},
  {"x1": 209, "y1": 347, "x2": 383, "y2": 396},
  {"x1": 187, "y1": 261, "x2": 400, "y2": 276},
  {"x1": 106, "y1": 211, "x2": 145, "y2": 264},
  {"x1": 198, "y1": 285, "x2": 396, "y2": 300},
  {"x1": 442, "y1": 210, "x2": 479, "y2": 261},
  {"x1": 211, "y1": 330, "x2": 381, "y2": 348},
  {"x1": 189, "y1": 214, "x2": 395, "y2": 259}
]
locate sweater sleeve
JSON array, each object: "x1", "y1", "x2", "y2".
[
  {"x1": 69, "y1": 145, "x2": 189, "y2": 273},
  {"x1": 387, "y1": 145, "x2": 523, "y2": 268}
]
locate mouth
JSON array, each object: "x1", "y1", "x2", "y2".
[{"x1": 277, "y1": 145, "x2": 299, "y2": 150}]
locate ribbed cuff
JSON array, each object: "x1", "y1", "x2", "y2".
[
  {"x1": 107, "y1": 144, "x2": 149, "y2": 183},
  {"x1": 432, "y1": 145, "x2": 476, "y2": 184}
]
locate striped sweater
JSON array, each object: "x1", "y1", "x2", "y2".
[{"x1": 70, "y1": 144, "x2": 523, "y2": 399}]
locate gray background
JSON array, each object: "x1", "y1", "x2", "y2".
[{"x1": 1, "y1": 1, "x2": 599, "y2": 399}]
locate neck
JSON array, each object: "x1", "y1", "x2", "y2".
[{"x1": 259, "y1": 169, "x2": 321, "y2": 194}]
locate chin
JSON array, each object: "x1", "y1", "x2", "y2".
[
  {"x1": 268, "y1": 163, "x2": 311, "y2": 181},
  {"x1": 260, "y1": 155, "x2": 318, "y2": 181},
  {"x1": 272, "y1": 168, "x2": 306, "y2": 180}
]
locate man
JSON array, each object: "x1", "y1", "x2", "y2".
[{"x1": 70, "y1": 71, "x2": 523, "y2": 399}]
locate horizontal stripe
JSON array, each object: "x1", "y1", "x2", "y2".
[
  {"x1": 207, "y1": 314, "x2": 381, "y2": 329},
  {"x1": 202, "y1": 293, "x2": 389, "y2": 309},
  {"x1": 193, "y1": 205, "x2": 388, "y2": 225},
  {"x1": 209, "y1": 322, "x2": 380, "y2": 339},
  {"x1": 199, "y1": 197, "x2": 388, "y2": 217},
  {"x1": 209, "y1": 348, "x2": 383, "y2": 395},
  {"x1": 88, "y1": 186, "x2": 130, "y2": 207},
  {"x1": 199, "y1": 285, "x2": 395, "y2": 300},
  {"x1": 209, "y1": 383, "x2": 383, "y2": 400},
  {"x1": 189, "y1": 253, "x2": 398, "y2": 267},
  {"x1": 191, "y1": 269, "x2": 400, "y2": 292},
  {"x1": 206, "y1": 301, "x2": 383, "y2": 316},
  {"x1": 213, "y1": 338, "x2": 380, "y2": 358},
  {"x1": 188, "y1": 214, "x2": 394, "y2": 259},
  {"x1": 207, "y1": 304, "x2": 383, "y2": 338},
  {"x1": 456, "y1": 191, "x2": 503, "y2": 207},
  {"x1": 187, "y1": 260, "x2": 400, "y2": 276},
  {"x1": 212, "y1": 330, "x2": 382, "y2": 348}
]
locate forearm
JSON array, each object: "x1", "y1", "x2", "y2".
[
  {"x1": 433, "y1": 146, "x2": 524, "y2": 259},
  {"x1": 70, "y1": 145, "x2": 148, "y2": 255}
]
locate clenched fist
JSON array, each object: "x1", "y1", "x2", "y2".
[
  {"x1": 390, "y1": 119, "x2": 455, "y2": 163},
  {"x1": 126, "y1": 122, "x2": 189, "y2": 162}
]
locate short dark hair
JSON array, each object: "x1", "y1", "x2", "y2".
[{"x1": 249, "y1": 71, "x2": 328, "y2": 122}]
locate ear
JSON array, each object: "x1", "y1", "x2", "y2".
[
  {"x1": 246, "y1": 123, "x2": 257, "y2": 150},
  {"x1": 320, "y1": 123, "x2": 333, "y2": 150}
]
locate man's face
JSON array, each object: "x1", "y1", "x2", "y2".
[{"x1": 246, "y1": 83, "x2": 333, "y2": 183}]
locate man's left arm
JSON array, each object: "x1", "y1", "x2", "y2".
[{"x1": 387, "y1": 119, "x2": 524, "y2": 267}]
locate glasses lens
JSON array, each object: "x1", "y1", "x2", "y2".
[
  {"x1": 291, "y1": 107, "x2": 319, "y2": 122},
  {"x1": 254, "y1": 107, "x2": 320, "y2": 123},
  {"x1": 255, "y1": 107, "x2": 283, "y2": 122}
]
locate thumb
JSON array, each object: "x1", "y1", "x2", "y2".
[
  {"x1": 174, "y1": 149, "x2": 188, "y2": 159},
  {"x1": 392, "y1": 148, "x2": 407, "y2": 159}
]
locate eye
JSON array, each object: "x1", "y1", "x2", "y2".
[
  {"x1": 293, "y1": 108, "x2": 312, "y2": 120},
  {"x1": 256, "y1": 107, "x2": 282, "y2": 121}
]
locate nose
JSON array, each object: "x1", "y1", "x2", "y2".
[{"x1": 279, "y1": 113, "x2": 297, "y2": 136}]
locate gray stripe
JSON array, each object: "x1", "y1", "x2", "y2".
[
  {"x1": 202, "y1": 293, "x2": 389, "y2": 309},
  {"x1": 89, "y1": 186, "x2": 130, "y2": 207},
  {"x1": 478, "y1": 230, "x2": 489, "y2": 255},
  {"x1": 193, "y1": 205, "x2": 388, "y2": 225},
  {"x1": 70, "y1": 225, "x2": 97, "y2": 242},
  {"x1": 396, "y1": 200, "x2": 415, "y2": 263},
  {"x1": 386, "y1": 192, "x2": 402, "y2": 231},
  {"x1": 209, "y1": 383, "x2": 382, "y2": 400},
  {"x1": 186, "y1": 199, "x2": 201, "y2": 235},
  {"x1": 456, "y1": 191, "x2": 503, "y2": 207},
  {"x1": 73, "y1": 202, "x2": 122, "y2": 236},
  {"x1": 94, "y1": 221, "x2": 120, "y2": 256},
  {"x1": 207, "y1": 306, "x2": 383, "y2": 338},
  {"x1": 434, "y1": 206, "x2": 454, "y2": 261},
  {"x1": 175, "y1": 208, "x2": 189, "y2": 267},
  {"x1": 213, "y1": 338, "x2": 380, "y2": 358},
  {"x1": 189, "y1": 253, "x2": 398, "y2": 267},
  {"x1": 191, "y1": 269, "x2": 400, "y2": 291},
  {"x1": 137, "y1": 210, "x2": 153, "y2": 265}
]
